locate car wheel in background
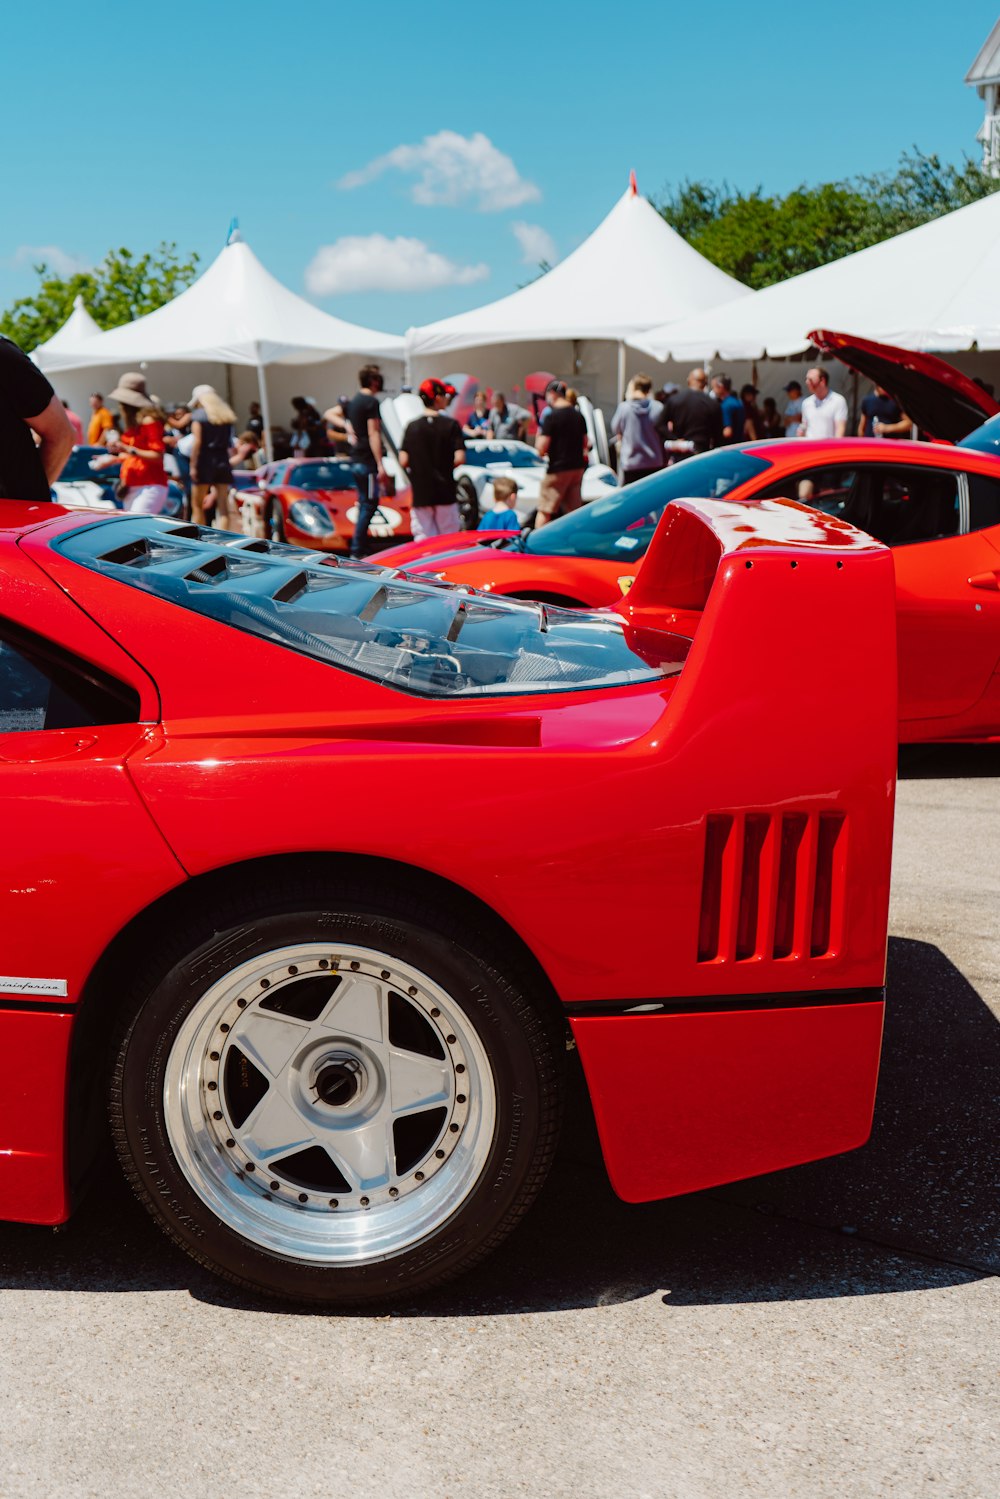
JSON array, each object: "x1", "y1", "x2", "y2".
[
  {"x1": 109, "y1": 880, "x2": 563, "y2": 1306},
  {"x1": 456, "y1": 477, "x2": 479, "y2": 530}
]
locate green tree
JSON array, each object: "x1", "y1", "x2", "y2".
[
  {"x1": 0, "y1": 242, "x2": 199, "y2": 352},
  {"x1": 655, "y1": 149, "x2": 1000, "y2": 290}
]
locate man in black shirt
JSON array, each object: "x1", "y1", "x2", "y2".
[
  {"x1": 535, "y1": 381, "x2": 588, "y2": 526},
  {"x1": 660, "y1": 368, "x2": 723, "y2": 457},
  {"x1": 0, "y1": 336, "x2": 75, "y2": 502},
  {"x1": 345, "y1": 365, "x2": 388, "y2": 559},
  {"x1": 398, "y1": 378, "x2": 465, "y2": 541}
]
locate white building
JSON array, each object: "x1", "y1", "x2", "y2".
[{"x1": 966, "y1": 19, "x2": 1000, "y2": 177}]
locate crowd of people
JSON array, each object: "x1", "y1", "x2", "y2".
[
  {"x1": 0, "y1": 317, "x2": 916, "y2": 562},
  {"x1": 608, "y1": 365, "x2": 912, "y2": 483}
]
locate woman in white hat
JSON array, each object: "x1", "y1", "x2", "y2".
[
  {"x1": 102, "y1": 372, "x2": 170, "y2": 513},
  {"x1": 189, "y1": 383, "x2": 237, "y2": 528}
]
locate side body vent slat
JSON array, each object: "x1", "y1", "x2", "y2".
[{"x1": 698, "y1": 809, "x2": 847, "y2": 965}]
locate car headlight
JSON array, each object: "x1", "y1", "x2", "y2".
[{"x1": 289, "y1": 500, "x2": 335, "y2": 535}]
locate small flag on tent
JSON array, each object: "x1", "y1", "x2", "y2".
[{"x1": 226, "y1": 217, "x2": 242, "y2": 246}]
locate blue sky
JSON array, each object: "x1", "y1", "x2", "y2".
[{"x1": 2, "y1": 1, "x2": 997, "y2": 334}]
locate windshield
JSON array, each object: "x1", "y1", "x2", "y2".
[
  {"x1": 525, "y1": 450, "x2": 772, "y2": 560},
  {"x1": 463, "y1": 443, "x2": 540, "y2": 470},
  {"x1": 288, "y1": 462, "x2": 356, "y2": 491},
  {"x1": 957, "y1": 412, "x2": 1000, "y2": 458}
]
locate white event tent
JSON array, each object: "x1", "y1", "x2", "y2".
[
  {"x1": 35, "y1": 235, "x2": 405, "y2": 454},
  {"x1": 406, "y1": 177, "x2": 749, "y2": 411},
  {"x1": 32, "y1": 294, "x2": 102, "y2": 361},
  {"x1": 631, "y1": 190, "x2": 1000, "y2": 391}
]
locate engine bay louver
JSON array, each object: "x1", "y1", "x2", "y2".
[{"x1": 697, "y1": 810, "x2": 846, "y2": 964}]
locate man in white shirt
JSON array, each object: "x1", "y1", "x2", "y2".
[{"x1": 798, "y1": 367, "x2": 848, "y2": 438}]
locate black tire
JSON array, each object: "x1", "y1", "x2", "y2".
[
  {"x1": 456, "y1": 476, "x2": 480, "y2": 530},
  {"x1": 109, "y1": 876, "x2": 563, "y2": 1306},
  {"x1": 267, "y1": 500, "x2": 286, "y2": 543}
]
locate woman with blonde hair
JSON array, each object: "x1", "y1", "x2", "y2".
[{"x1": 189, "y1": 383, "x2": 237, "y2": 527}]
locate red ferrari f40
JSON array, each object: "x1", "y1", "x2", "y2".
[{"x1": 0, "y1": 494, "x2": 896, "y2": 1303}]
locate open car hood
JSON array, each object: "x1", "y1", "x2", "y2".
[{"x1": 808, "y1": 329, "x2": 1000, "y2": 444}]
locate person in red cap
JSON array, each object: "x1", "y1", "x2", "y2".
[{"x1": 398, "y1": 379, "x2": 466, "y2": 541}]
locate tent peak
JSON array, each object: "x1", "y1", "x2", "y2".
[{"x1": 226, "y1": 217, "x2": 243, "y2": 246}]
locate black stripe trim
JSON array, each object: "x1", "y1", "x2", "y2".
[
  {"x1": 563, "y1": 986, "x2": 884, "y2": 1019},
  {"x1": 0, "y1": 997, "x2": 75, "y2": 1015}
]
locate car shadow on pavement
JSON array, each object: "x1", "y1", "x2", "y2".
[
  {"x1": 0, "y1": 941, "x2": 993, "y2": 1316},
  {"x1": 898, "y1": 742, "x2": 1000, "y2": 778}
]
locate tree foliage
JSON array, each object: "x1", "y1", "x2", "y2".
[
  {"x1": 656, "y1": 150, "x2": 1000, "y2": 290},
  {"x1": 0, "y1": 243, "x2": 199, "y2": 352}
]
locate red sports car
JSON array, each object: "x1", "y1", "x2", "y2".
[
  {"x1": 382, "y1": 339, "x2": 1000, "y2": 744},
  {"x1": 0, "y1": 495, "x2": 895, "y2": 1305},
  {"x1": 241, "y1": 457, "x2": 412, "y2": 552}
]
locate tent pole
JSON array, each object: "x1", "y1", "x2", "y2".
[
  {"x1": 616, "y1": 341, "x2": 627, "y2": 480},
  {"x1": 256, "y1": 355, "x2": 274, "y2": 462}
]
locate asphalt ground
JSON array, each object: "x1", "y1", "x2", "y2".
[{"x1": 0, "y1": 746, "x2": 996, "y2": 1498}]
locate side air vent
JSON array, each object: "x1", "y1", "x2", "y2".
[{"x1": 697, "y1": 810, "x2": 846, "y2": 964}]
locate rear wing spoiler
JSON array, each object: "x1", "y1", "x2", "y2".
[{"x1": 616, "y1": 496, "x2": 897, "y2": 755}]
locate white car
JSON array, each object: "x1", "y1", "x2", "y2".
[{"x1": 455, "y1": 439, "x2": 618, "y2": 524}]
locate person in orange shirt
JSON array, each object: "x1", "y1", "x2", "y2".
[
  {"x1": 87, "y1": 392, "x2": 115, "y2": 446},
  {"x1": 92, "y1": 372, "x2": 170, "y2": 513}
]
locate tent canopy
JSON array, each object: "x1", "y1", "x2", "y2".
[
  {"x1": 407, "y1": 178, "x2": 749, "y2": 357},
  {"x1": 631, "y1": 190, "x2": 1000, "y2": 364},
  {"x1": 32, "y1": 294, "x2": 101, "y2": 359},
  {"x1": 34, "y1": 236, "x2": 404, "y2": 374}
]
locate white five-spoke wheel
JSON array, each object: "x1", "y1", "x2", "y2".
[{"x1": 110, "y1": 882, "x2": 562, "y2": 1305}]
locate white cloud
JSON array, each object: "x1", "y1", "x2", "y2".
[
  {"x1": 338, "y1": 131, "x2": 540, "y2": 212},
  {"x1": 8, "y1": 244, "x2": 91, "y2": 276},
  {"x1": 305, "y1": 235, "x2": 489, "y2": 296},
  {"x1": 512, "y1": 222, "x2": 556, "y2": 266}
]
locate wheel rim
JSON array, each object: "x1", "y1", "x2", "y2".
[{"x1": 162, "y1": 943, "x2": 497, "y2": 1265}]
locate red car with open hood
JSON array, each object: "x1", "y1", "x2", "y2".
[{"x1": 383, "y1": 334, "x2": 1000, "y2": 743}]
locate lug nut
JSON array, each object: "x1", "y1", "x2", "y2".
[
  {"x1": 226, "y1": 1138, "x2": 235, "y2": 1148},
  {"x1": 415, "y1": 1171, "x2": 424, "y2": 1181},
  {"x1": 298, "y1": 1193, "x2": 308, "y2": 1203},
  {"x1": 288, "y1": 965, "x2": 298, "y2": 974},
  {"x1": 213, "y1": 1110, "x2": 223, "y2": 1121},
  {"x1": 456, "y1": 1095, "x2": 466, "y2": 1105},
  {"x1": 270, "y1": 1181, "x2": 280, "y2": 1191},
  {"x1": 381, "y1": 969, "x2": 390, "y2": 979},
  {"x1": 449, "y1": 1124, "x2": 459, "y2": 1133},
  {"x1": 237, "y1": 998, "x2": 247, "y2": 1008},
  {"x1": 435, "y1": 1149, "x2": 446, "y2": 1159},
  {"x1": 329, "y1": 1198, "x2": 339, "y2": 1208},
  {"x1": 260, "y1": 978, "x2": 270, "y2": 989},
  {"x1": 389, "y1": 1188, "x2": 399, "y2": 1198}
]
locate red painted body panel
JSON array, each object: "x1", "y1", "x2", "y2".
[
  {"x1": 382, "y1": 438, "x2": 1000, "y2": 741},
  {"x1": 0, "y1": 497, "x2": 897, "y2": 1223},
  {"x1": 0, "y1": 1011, "x2": 74, "y2": 1223},
  {"x1": 572, "y1": 1001, "x2": 885, "y2": 1202}
]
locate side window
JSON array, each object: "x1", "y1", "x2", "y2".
[
  {"x1": 866, "y1": 467, "x2": 960, "y2": 547},
  {"x1": 757, "y1": 465, "x2": 859, "y2": 517},
  {"x1": 0, "y1": 624, "x2": 140, "y2": 733},
  {"x1": 967, "y1": 472, "x2": 1000, "y2": 534}
]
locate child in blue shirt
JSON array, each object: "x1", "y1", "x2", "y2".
[{"x1": 478, "y1": 475, "x2": 522, "y2": 531}]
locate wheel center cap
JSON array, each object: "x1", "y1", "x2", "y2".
[{"x1": 315, "y1": 1059, "x2": 363, "y2": 1108}]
